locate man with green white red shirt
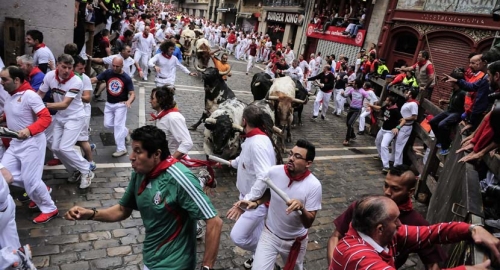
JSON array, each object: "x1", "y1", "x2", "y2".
[{"x1": 64, "y1": 125, "x2": 223, "y2": 270}]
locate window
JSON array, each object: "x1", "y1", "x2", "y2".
[{"x1": 394, "y1": 33, "x2": 418, "y2": 54}]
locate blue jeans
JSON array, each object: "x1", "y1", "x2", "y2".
[{"x1": 429, "y1": 111, "x2": 461, "y2": 150}]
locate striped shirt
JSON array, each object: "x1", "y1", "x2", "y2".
[{"x1": 331, "y1": 222, "x2": 470, "y2": 270}]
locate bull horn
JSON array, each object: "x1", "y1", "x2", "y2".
[
  {"x1": 204, "y1": 118, "x2": 216, "y2": 124},
  {"x1": 292, "y1": 98, "x2": 305, "y2": 104},
  {"x1": 232, "y1": 123, "x2": 244, "y2": 132},
  {"x1": 267, "y1": 96, "x2": 279, "y2": 100},
  {"x1": 254, "y1": 82, "x2": 261, "y2": 86},
  {"x1": 219, "y1": 65, "x2": 232, "y2": 76},
  {"x1": 193, "y1": 58, "x2": 206, "y2": 72},
  {"x1": 272, "y1": 126, "x2": 283, "y2": 134}
]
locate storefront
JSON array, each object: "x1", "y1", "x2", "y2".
[
  {"x1": 378, "y1": 0, "x2": 499, "y2": 104},
  {"x1": 304, "y1": 24, "x2": 367, "y2": 67},
  {"x1": 260, "y1": 10, "x2": 305, "y2": 52}
]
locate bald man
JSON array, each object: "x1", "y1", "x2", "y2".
[
  {"x1": 326, "y1": 165, "x2": 446, "y2": 269},
  {"x1": 91, "y1": 57, "x2": 135, "y2": 157}
]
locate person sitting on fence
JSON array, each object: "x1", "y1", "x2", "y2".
[
  {"x1": 429, "y1": 68, "x2": 466, "y2": 156},
  {"x1": 455, "y1": 60, "x2": 500, "y2": 163},
  {"x1": 327, "y1": 165, "x2": 447, "y2": 269},
  {"x1": 386, "y1": 66, "x2": 407, "y2": 89}
]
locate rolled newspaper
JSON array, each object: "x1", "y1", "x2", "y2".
[
  {"x1": 207, "y1": 155, "x2": 231, "y2": 166},
  {"x1": 0, "y1": 127, "x2": 20, "y2": 139},
  {"x1": 263, "y1": 178, "x2": 302, "y2": 215}
]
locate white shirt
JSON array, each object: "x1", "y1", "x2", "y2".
[
  {"x1": 155, "y1": 30, "x2": 166, "y2": 43},
  {"x1": 0, "y1": 84, "x2": 9, "y2": 115},
  {"x1": 166, "y1": 27, "x2": 176, "y2": 37},
  {"x1": 265, "y1": 62, "x2": 275, "y2": 78},
  {"x1": 401, "y1": 101, "x2": 419, "y2": 125},
  {"x1": 285, "y1": 66, "x2": 303, "y2": 81},
  {"x1": 299, "y1": 60, "x2": 309, "y2": 75},
  {"x1": 39, "y1": 71, "x2": 85, "y2": 120},
  {"x1": 0, "y1": 56, "x2": 4, "y2": 69},
  {"x1": 265, "y1": 41, "x2": 272, "y2": 50},
  {"x1": 284, "y1": 50, "x2": 295, "y2": 65},
  {"x1": 230, "y1": 134, "x2": 276, "y2": 199},
  {"x1": 355, "y1": 58, "x2": 362, "y2": 73},
  {"x1": 33, "y1": 46, "x2": 56, "y2": 66},
  {"x1": 154, "y1": 111, "x2": 193, "y2": 155},
  {"x1": 0, "y1": 167, "x2": 9, "y2": 211},
  {"x1": 308, "y1": 59, "x2": 317, "y2": 76},
  {"x1": 315, "y1": 56, "x2": 322, "y2": 69},
  {"x1": 133, "y1": 32, "x2": 155, "y2": 53},
  {"x1": 148, "y1": 54, "x2": 191, "y2": 85},
  {"x1": 362, "y1": 89, "x2": 379, "y2": 108},
  {"x1": 4, "y1": 88, "x2": 45, "y2": 136},
  {"x1": 103, "y1": 54, "x2": 136, "y2": 77},
  {"x1": 136, "y1": 21, "x2": 145, "y2": 32},
  {"x1": 80, "y1": 73, "x2": 93, "y2": 116},
  {"x1": 120, "y1": 20, "x2": 130, "y2": 35},
  {"x1": 265, "y1": 165, "x2": 322, "y2": 239}
]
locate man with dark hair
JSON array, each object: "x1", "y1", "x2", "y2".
[
  {"x1": 16, "y1": 55, "x2": 44, "y2": 91},
  {"x1": 113, "y1": 29, "x2": 134, "y2": 55},
  {"x1": 65, "y1": 125, "x2": 223, "y2": 270},
  {"x1": 150, "y1": 85, "x2": 192, "y2": 159},
  {"x1": 97, "y1": 29, "x2": 111, "y2": 58},
  {"x1": 331, "y1": 194, "x2": 500, "y2": 269},
  {"x1": 370, "y1": 96, "x2": 405, "y2": 173},
  {"x1": 430, "y1": 68, "x2": 466, "y2": 155},
  {"x1": 148, "y1": 41, "x2": 196, "y2": 87},
  {"x1": 358, "y1": 81, "x2": 379, "y2": 135},
  {"x1": 308, "y1": 65, "x2": 335, "y2": 120},
  {"x1": 327, "y1": 165, "x2": 446, "y2": 268},
  {"x1": 91, "y1": 57, "x2": 135, "y2": 158},
  {"x1": 0, "y1": 66, "x2": 58, "y2": 224},
  {"x1": 210, "y1": 49, "x2": 232, "y2": 81},
  {"x1": 133, "y1": 25, "x2": 155, "y2": 81},
  {"x1": 398, "y1": 50, "x2": 435, "y2": 99},
  {"x1": 25, "y1": 30, "x2": 55, "y2": 74},
  {"x1": 226, "y1": 104, "x2": 277, "y2": 269},
  {"x1": 38, "y1": 54, "x2": 95, "y2": 189},
  {"x1": 236, "y1": 139, "x2": 321, "y2": 270},
  {"x1": 341, "y1": 79, "x2": 370, "y2": 146},
  {"x1": 392, "y1": 88, "x2": 419, "y2": 167}
]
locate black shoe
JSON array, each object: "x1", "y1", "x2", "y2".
[
  {"x1": 321, "y1": 115, "x2": 326, "y2": 120},
  {"x1": 350, "y1": 135, "x2": 357, "y2": 140},
  {"x1": 357, "y1": 131, "x2": 365, "y2": 135},
  {"x1": 243, "y1": 258, "x2": 253, "y2": 269},
  {"x1": 17, "y1": 192, "x2": 30, "y2": 203}
]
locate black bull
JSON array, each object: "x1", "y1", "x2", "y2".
[
  {"x1": 250, "y1": 73, "x2": 309, "y2": 127},
  {"x1": 189, "y1": 67, "x2": 235, "y2": 130}
]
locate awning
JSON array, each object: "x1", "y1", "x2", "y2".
[{"x1": 237, "y1": 12, "x2": 253, "y2": 18}]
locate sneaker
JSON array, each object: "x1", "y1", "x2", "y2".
[
  {"x1": 13, "y1": 244, "x2": 36, "y2": 270},
  {"x1": 142, "y1": 77, "x2": 148, "y2": 81},
  {"x1": 112, "y1": 150, "x2": 128, "y2": 157},
  {"x1": 32, "y1": 209, "x2": 58, "y2": 224},
  {"x1": 436, "y1": 143, "x2": 442, "y2": 149},
  {"x1": 357, "y1": 131, "x2": 365, "y2": 135},
  {"x1": 243, "y1": 258, "x2": 254, "y2": 269},
  {"x1": 382, "y1": 167, "x2": 390, "y2": 174},
  {"x1": 79, "y1": 171, "x2": 95, "y2": 189},
  {"x1": 28, "y1": 201, "x2": 38, "y2": 209},
  {"x1": 321, "y1": 115, "x2": 326, "y2": 120},
  {"x1": 311, "y1": 116, "x2": 317, "y2": 122},
  {"x1": 196, "y1": 220, "x2": 206, "y2": 239},
  {"x1": 17, "y1": 192, "x2": 30, "y2": 203},
  {"x1": 373, "y1": 155, "x2": 381, "y2": 160},
  {"x1": 90, "y1": 143, "x2": 97, "y2": 152},
  {"x1": 89, "y1": 161, "x2": 97, "y2": 171},
  {"x1": 68, "y1": 171, "x2": 81, "y2": 183},
  {"x1": 125, "y1": 134, "x2": 131, "y2": 144},
  {"x1": 439, "y1": 149, "x2": 450, "y2": 156},
  {"x1": 46, "y1": 158, "x2": 62, "y2": 166}
]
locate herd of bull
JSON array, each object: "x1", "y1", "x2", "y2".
[{"x1": 187, "y1": 67, "x2": 309, "y2": 159}]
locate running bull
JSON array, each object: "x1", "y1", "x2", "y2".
[{"x1": 190, "y1": 67, "x2": 234, "y2": 130}]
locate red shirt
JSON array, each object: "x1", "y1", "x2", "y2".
[
  {"x1": 332, "y1": 201, "x2": 447, "y2": 268},
  {"x1": 248, "y1": 43, "x2": 257, "y2": 56},
  {"x1": 390, "y1": 73, "x2": 406, "y2": 85},
  {"x1": 331, "y1": 221, "x2": 470, "y2": 270},
  {"x1": 227, "y1": 34, "x2": 236, "y2": 44},
  {"x1": 276, "y1": 42, "x2": 283, "y2": 51}
]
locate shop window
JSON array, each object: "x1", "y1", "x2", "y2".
[{"x1": 394, "y1": 33, "x2": 418, "y2": 54}]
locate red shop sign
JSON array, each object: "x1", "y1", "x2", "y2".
[{"x1": 306, "y1": 24, "x2": 366, "y2": 47}]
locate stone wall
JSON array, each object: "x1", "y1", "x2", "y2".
[
  {"x1": 0, "y1": 0, "x2": 74, "y2": 60},
  {"x1": 364, "y1": 0, "x2": 389, "y2": 50}
]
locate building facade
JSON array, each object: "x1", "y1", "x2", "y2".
[
  {"x1": 180, "y1": 0, "x2": 209, "y2": 18},
  {"x1": 378, "y1": 0, "x2": 498, "y2": 103}
]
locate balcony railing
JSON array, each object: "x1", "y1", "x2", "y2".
[{"x1": 263, "y1": 0, "x2": 303, "y2": 6}]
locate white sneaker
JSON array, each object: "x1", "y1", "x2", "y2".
[
  {"x1": 79, "y1": 171, "x2": 95, "y2": 189},
  {"x1": 125, "y1": 134, "x2": 131, "y2": 144},
  {"x1": 68, "y1": 171, "x2": 81, "y2": 183},
  {"x1": 112, "y1": 150, "x2": 128, "y2": 157}
]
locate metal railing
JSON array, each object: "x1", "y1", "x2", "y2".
[{"x1": 263, "y1": 0, "x2": 303, "y2": 6}]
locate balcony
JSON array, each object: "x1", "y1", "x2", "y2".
[{"x1": 263, "y1": 0, "x2": 303, "y2": 6}]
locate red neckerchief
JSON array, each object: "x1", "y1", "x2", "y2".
[
  {"x1": 284, "y1": 165, "x2": 311, "y2": 187},
  {"x1": 142, "y1": 32, "x2": 149, "y2": 39},
  {"x1": 119, "y1": 35, "x2": 126, "y2": 42},
  {"x1": 243, "y1": 127, "x2": 266, "y2": 138},
  {"x1": 28, "y1": 67, "x2": 42, "y2": 81},
  {"x1": 55, "y1": 70, "x2": 75, "y2": 84},
  {"x1": 398, "y1": 198, "x2": 413, "y2": 212},
  {"x1": 150, "y1": 107, "x2": 179, "y2": 120},
  {"x1": 9, "y1": 81, "x2": 33, "y2": 96},
  {"x1": 137, "y1": 157, "x2": 178, "y2": 195},
  {"x1": 285, "y1": 49, "x2": 291, "y2": 54},
  {"x1": 32, "y1": 43, "x2": 46, "y2": 53},
  {"x1": 387, "y1": 104, "x2": 398, "y2": 110},
  {"x1": 162, "y1": 53, "x2": 172, "y2": 59},
  {"x1": 102, "y1": 36, "x2": 109, "y2": 43},
  {"x1": 407, "y1": 99, "x2": 420, "y2": 105}
]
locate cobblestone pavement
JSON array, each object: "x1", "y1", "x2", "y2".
[{"x1": 12, "y1": 54, "x2": 424, "y2": 269}]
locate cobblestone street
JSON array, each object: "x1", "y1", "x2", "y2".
[{"x1": 12, "y1": 55, "x2": 422, "y2": 270}]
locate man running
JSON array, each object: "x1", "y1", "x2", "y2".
[
  {"x1": 133, "y1": 26, "x2": 155, "y2": 81},
  {"x1": 148, "y1": 41, "x2": 196, "y2": 87}
]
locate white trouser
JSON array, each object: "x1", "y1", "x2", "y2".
[
  {"x1": 78, "y1": 105, "x2": 91, "y2": 141},
  {"x1": 392, "y1": 125, "x2": 412, "y2": 166},
  {"x1": 247, "y1": 55, "x2": 255, "y2": 73},
  {"x1": 359, "y1": 107, "x2": 371, "y2": 132},
  {"x1": 252, "y1": 227, "x2": 308, "y2": 270},
  {"x1": 235, "y1": 45, "x2": 241, "y2": 59},
  {"x1": 226, "y1": 43, "x2": 235, "y2": 54},
  {"x1": 262, "y1": 49, "x2": 270, "y2": 62},
  {"x1": 240, "y1": 47, "x2": 247, "y2": 60},
  {"x1": 134, "y1": 51, "x2": 150, "y2": 78},
  {"x1": 104, "y1": 102, "x2": 129, "y2": 152},
  {"x1": 2, "y1": 136, "x2": 57, "y2": 213},
  {"x1": 52, "y1": 117, "x2": 89, "y2": 175},
  {"x1": 375, "y1": 129, "x2": 395, "y2": 168},
  {"x1": 335, "y1": 89, "x2": 346, "y2": 115},
  {"x1": 44, "y1": 121, "x2": 58, "y2": 159},
  {"x1": 0, "y1": 246, "x2": 25, "y2": 269},
  {"x1": 0, "y1": 196, "x2": 20, "y2": 249},
  {"x1": 106, "y1": 16, "x2": 112, "y2": 31},
  {"x1": 313, "y1": 91, "x2": 332, "y2": 117},
  {"x1": 230, "y1": 203, "x2": 267, "y2": 252}
]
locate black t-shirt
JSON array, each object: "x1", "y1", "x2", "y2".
[
  {"x1": 335, "y1": 72, "x2": 347, "y2": 89},
  {"x1": 381, "y1": 105, "x2": 402, "y2": 130},
  {"x1": 96, "y1": 69, "x2": 134, "y2": 103}
]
